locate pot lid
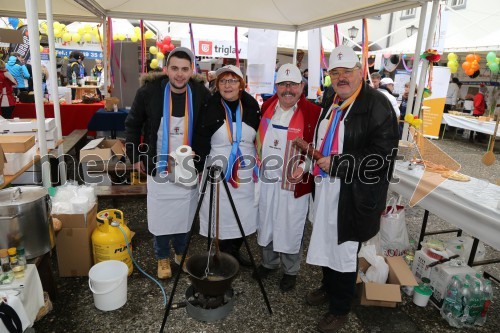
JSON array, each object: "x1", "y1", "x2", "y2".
[{"x1": 0, "y1": 186, "x2": 48, "y2": 206}]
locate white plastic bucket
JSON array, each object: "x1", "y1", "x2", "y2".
[
  {"x1": 88, "y1": 260, "x2": 128, "y2": 311},
  {"x1": 413, "y1": 285, "x2": 433, "y2": 307}
]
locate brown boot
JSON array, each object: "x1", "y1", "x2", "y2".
[
  {"x1": 157, "y1": 259, "x2": 172, "y2": 279},
  {"x1": 174, "y1": 254, "x2": 190, "y2": 273},
  {"x1": 317, "y1": 313, "x2": 348, "y2": 333},
  {"x1": 306, "y1": 288, "x2": 329, "y2": 306}
]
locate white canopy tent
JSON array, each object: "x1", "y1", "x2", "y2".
[{"x1": 1, "y1": 0, "x2": 434, "y2": 187}]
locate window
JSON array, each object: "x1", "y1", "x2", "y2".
[
  {"x1": 449, "y1": 0, "x2": 467, "y2": 9},
  {"x1": 400, "y1": 8, "x2": 416, "y2": 20}
]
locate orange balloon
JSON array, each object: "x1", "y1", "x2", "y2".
[
  {"x1": 462, "y1": 61, "x2": 471, "y2": 71},
  {"x1": 465, "y1": 54, "x2": 475, "y2": 62},
  {"x1": 471, "y1": 61, "x2": 480, "y2": 71},
  {"x1": 465, "y1": 68, "x2": 475, "y2": 76},
  {"x1": 474, "y1": 54, "x2": 481, "y2": 62}
]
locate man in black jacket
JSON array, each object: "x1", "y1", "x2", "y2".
[
  {"x1": 305, "y1": 45, "x2": 399, "y2": 333},
  {"x1": 125, "y1": 47, "x2": 210, "y2": 280}
]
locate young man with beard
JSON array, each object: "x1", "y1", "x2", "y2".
[
  {"x1": 253, "y1": 64, "x2": 320, "y2": 292},
  {"x1": 305, "y1": 46, "x2": 399, "y2": 332},
  {"x1": 125, "y1": 47, "x2": 210, "y2": 279}
]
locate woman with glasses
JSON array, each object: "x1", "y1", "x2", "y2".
[{"x1": 194, "y1": 65, "x2": 260, "y2": 266}]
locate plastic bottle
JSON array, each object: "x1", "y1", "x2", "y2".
[
  {"x1": 405, "y1": 239, "x2": 416, "y2": 267},
  {"x1": 57, "y1": 76, "x2": 62, "y2": 87},
  {"x1": 8, "y1": 248, "x2": 24, "y2": 279},
  {"x1": 465, "y1": 282, "x2": 484, "y2": 326},
  {"x1": 476, "y1": 280, "x2": 493, "y2": 326},
  {"x1": 460, "y1": 282, "x2": 471, "y2": 325},
  {"x1": 16, "y1": 246, "x2": 27, "y2": 269},
  {"x1": 440, "y1": 275, "x2": 463, "y2": 328},
  {"x1": 72, "y1": 71, "x2": 77, "y2": 86},
  {"x1": 0, "y1": 249, "x2": 14, "y2": 284},
  {"x1": 474, "y1": 273, "x2": 484, "y2": 291}
]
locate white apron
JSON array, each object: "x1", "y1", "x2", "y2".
[
  {"x1": 199, "y1": 120, "x2": 258, "y2": 239},
  {"x1": 306, "y1": 105, "x2": 359, "y2": 272},
  {"x1": 146, "y1": 116, "x2": 198, "y2": 236},
  {"x1": 257, "y1": 119, "x2": 309, "y2": 254}
]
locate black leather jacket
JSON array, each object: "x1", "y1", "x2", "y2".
[
  {"x1": 317, "y1": 82, "x2": 399, "y2": 244},
  {"x1": 125, "y1": 74, "x2": 210, "y2": 175}
]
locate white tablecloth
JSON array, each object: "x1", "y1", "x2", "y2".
[
  {"x1": 0, "y1": 264, "x2": 44, "y2": 331},
  {"x1": 390, "y1": 162, "x2": 500, "y2": 251},
  {"x1": 442, "y1": 114, "x2": 500, "y2": 137}
]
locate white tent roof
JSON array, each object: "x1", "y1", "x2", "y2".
[{"x1": 0, "y1": 0, "x2": 425, "y2": 30}]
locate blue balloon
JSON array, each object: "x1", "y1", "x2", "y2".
[{"x1": 8, "y1": 17, "x2": 19, "y2": 28}]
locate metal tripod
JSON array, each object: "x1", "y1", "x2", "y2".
[{"x1": 159, "y1": 165, "x2": 273, "y2": 332}]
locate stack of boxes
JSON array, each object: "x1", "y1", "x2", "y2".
[{"x1": 0, "y1": 118, "x2": 59, "y2": 149}]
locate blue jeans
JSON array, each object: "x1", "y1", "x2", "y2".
[{"x1": 153, "y1": 233, "x2": 188, "y2": 259}]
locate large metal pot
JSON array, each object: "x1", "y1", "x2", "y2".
[{"x1": 0, "y1": 186, "x2": 54, "y2": 259}]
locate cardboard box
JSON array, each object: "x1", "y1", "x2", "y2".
[
  {"x1": 430, "y1": 264, "x2": 476, "y2": 306},
  {"x1": 81, "y1": 156, "x2": 123, "y2": 185},
  {"x1": 0, "y1": 145, "x2": 5, "y2": 186},
  {"x1": 80, "y1": 138, "x2": 124, "y2": 163},
  {"x1": 3, "y1": 146, "x2": 37, "y2": 175},
  {"x1": 54, "y1": 203, "x2": 97, "y2": 277},
  {"x1": 358, "y1": 256, "x2": 418, "y2": 308},
  {"x1": 0, "y1": 118, "x2": 56, "y2": 132},
  {"x1": 0, "y1": 135, "x2": 36, "y2": 153},
  {"x1": 411, "y1": 249, "x2": 438, "y2": 281},
  {"x1": 2, "y1": 127, "x2": 59, "y2": 141}
]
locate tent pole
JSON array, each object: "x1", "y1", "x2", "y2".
[
  {"x1": 45, "y1": 0, "x2": 67, "y2": 184},
  {"x1": 103, "y1": 18, "x2": 108, "y2": 98},
  {"x1": 292, "y1": 30, "x2": 298, "y2": 65},
  {"x1": 410, "y1": 0, "x2": 441, "y2": 142},
  {"x1": 25, "y1": 0, "x2": 51, "y2": 188},
  {"x1": 402, "y1": 1, "x2": 429, "y2": 141}
]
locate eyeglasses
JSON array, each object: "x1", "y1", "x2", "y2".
[
  {"x1": 329, "y1": 68, "x2": 359, "y2": 79},
  {"x1": 219, "y1": 78, "x2": 240, "y2": 85},
  {"x1": 277, "y1": 82, "x2": 300, "y2": 88}
]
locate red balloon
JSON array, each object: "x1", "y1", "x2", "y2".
[
  {"x1": 163, "y1": 36, "x2": 171, "y2": 45},
  {"x1": 168, "y1": 44, "x2": 175, "y2": 51},
  {"x1": 156, "y1": 41, "x2": 162, "y2": 48},
  {"x1": 162, "y1": 44, "x2": 170, "y2": 53}
]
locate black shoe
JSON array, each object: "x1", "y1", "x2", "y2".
[
  {"x1": 252, "y1": 265, "x2": 275, "y2": 280},
  {"x1": 233, "y1": 252, "x2": 253, "y2": 267},
  {"x1": 280, "y1": 274, "x2": 297, "y2": 292},
  {"x1": 306, "y1": 288, "x2": 329, "y2": 306}
]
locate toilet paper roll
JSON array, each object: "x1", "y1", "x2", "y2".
[{"x1": 171, "y1": 145, "x2": 197, "y2": 187}]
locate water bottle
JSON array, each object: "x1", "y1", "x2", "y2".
[
  {"x1": 476, "y1": 280, "x2": 493, "y2": 326},
  {"x1": 72, "y1": 71, "x2": 77, "y2": 86},
  {"x1": 440, "y1": 275, "x2": 463, "y2": 328},
  {"x1": 460, "y1": 282, "x2": 471, "y2": 326},
  {"x1": 474, "y1": 273, "x2": 484, "y2": 291},
  {"x1": 465, "y1": 281, "x2": 484, "y2": 326}
]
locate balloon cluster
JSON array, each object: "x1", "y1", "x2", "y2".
[
  {"x1": 446, "y1": 53, "x2": 459, "y2": 73},
  {"x1": 486, "y1": 51, "x2": 499, "y2": 74},
  {"x1": 113, "y1": 28, "x2": 154, "y2": 42},
  {"x1": 8, "y1": 17, "x2": 23, "y2": 29},
  {"x1": 461, "y1": 53, "x2": 481, "y2": 77},
  {"x1": 404, "y1": 114, "x2": 423, "y2": 129},
  {"x1": 148, "y1": 36, "x2": 174, "y2": 69}
]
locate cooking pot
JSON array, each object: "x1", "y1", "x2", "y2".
[{"x1": 0, "y1": 186, "x2": 54, "y2": 259}]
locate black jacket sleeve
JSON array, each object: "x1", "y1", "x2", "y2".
[{"x1": 125, "y1": 85, "x2": 149, "y2": 165}]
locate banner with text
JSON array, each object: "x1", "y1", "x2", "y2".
[
  {"x1": 247, "y1": 29, "x2": 279, "y2": 95},
  {"x1": 181, "y1": 38, "x2": 248, "y2": 59},
  {"x1": 307, "y1": 29, "x2": 321, "y2": 99}
]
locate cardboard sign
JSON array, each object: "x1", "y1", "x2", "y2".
[{"x1": 0, "y1": 28, "x2": 23, "y2": 44}]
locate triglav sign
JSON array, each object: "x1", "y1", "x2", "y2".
[{"x1": 181, "y1": 38, "x2": 248, "y2": 59}]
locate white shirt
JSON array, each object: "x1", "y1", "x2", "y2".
[{"x1": 378, "y1": 88, "x2": 400, "y2": 117}]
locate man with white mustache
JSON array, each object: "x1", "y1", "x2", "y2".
[
  {"x1": 254, "y1": 64, "x2": 320, "y2": 292},
  {"x1": 305, "y1": 46, "x2": 399, "y2": 333}
]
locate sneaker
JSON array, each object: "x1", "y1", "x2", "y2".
[
  {"x1": 279, "y1": 274, "x2": 297, "y2": 292},
  {"x1": 174, "y1": 254, "x2": 189, "y2": 273},
  {"x1": 317, "y1": 313, "x2": 348, "y2": 333},
  {"x1": 306, "y1": 288, "x2": 329, "y2": 306},
  {"x1": 251, "y1": 265, "x2": 276, "y2": 280},
  {"x1": 158, "y1": 259, "x2": 171, "y2": 279}
]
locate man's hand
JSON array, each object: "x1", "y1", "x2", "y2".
[
  {"x1": 290, "y1": 166, "x2": 304, "y2": 181},
  {"x1": 133, "y1": 161, "x2": 146, "y2": 174},
  {"x1": 317, "y1": 156, "x2": 331, "y2": 173}
]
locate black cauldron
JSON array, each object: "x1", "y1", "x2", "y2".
[{"x1": 186, "y1": 252, "x2": 239, "y2": 297}]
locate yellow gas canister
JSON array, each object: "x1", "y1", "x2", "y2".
[{"x1": 92, "y1": 209, "x2": 133, "y2": 275}]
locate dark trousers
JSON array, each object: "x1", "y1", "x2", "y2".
[
  {"x1": 1, "y1": 106, "x2": 15, "y2": 119},
  {"x1": 321, "y1": 266, "x2": 358, "y2": 315},
  {"x1": 219, "y1": 238, "x2": 244, "y2": 255}
]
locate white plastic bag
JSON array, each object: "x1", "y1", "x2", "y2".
[
  {"x1": 359, "y1": 245, "x2": 389, "y2": 284},
  {"x1": 380, "y1": 199, "x2": 410, "y2": 257}
]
